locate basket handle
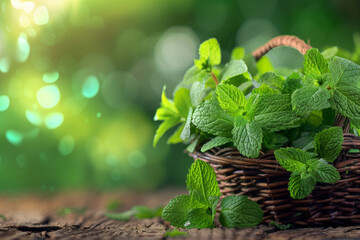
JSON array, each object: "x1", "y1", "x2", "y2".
[{"x1": 251, "y1": 35, "x2": 312, "y2": 60}]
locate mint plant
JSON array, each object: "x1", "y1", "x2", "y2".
[
  {"x1": 154, "y1": 37, "x2": 360, "y2": 225},
  {"x1": 162, "y1": 160, "x2": 263, "y2": 229}
]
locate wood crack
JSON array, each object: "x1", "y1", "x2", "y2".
[{"x1": 13, "y1": 225, "x2": 62, "y2": 232}]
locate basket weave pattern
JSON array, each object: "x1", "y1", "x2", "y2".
[{"x1": 189, "y1": 36, "x2": 360, "y2": 226}]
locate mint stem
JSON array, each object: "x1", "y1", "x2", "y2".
[{"x1": 211, "y1": 72, "x2": 219, "y2": 85}]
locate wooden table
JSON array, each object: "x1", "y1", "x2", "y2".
[{"x1": 0, "y1": 189, "x2": 359, "y2": 240}]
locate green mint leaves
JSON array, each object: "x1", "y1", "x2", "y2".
[
  {"x1": 314, "y1": 126, "x2": 343, "y2": 162},
  {"x1": 153, "y1": 37, "x2": 360, "y2": 229},
  {"x1": 162, "y1": 160, "x2": 263, "y2": 229},
  {"x1": 219, "y1": 195, "x2": 263, "y2": 228},
  {"x1": 162, "y1": 160, "x2": 220, "y2": 229},
  {"x1": 303, "y1": 48, "x2": 329, "y2": 76},
  {"x1": 291, "y1": 85, "x2": 331, "y2": 118},
  {"x1": 292, "y1": 49, "x2": 360, "y2": 122},
  {"x1": 192, "y1": 99, "x2": 234, "y2": 137},
  {"x1": 330, "y1": 83, "x2": 360, "y2": 120},
  {"x1": 155, "y1": 38, "x2": 360, "y2": 161},
  {"x1": 275, "y1": 127, "x2": 342, "y2": 199},
  {"x1": 232, "y1": 120, "x2": 262, "y2": 158},
  {"x1": 186, "y1": 159, "x2": 221, "y2": 206},
  {"x1": 215, "y1": 84, "x2": 245, "y2": 114},
  {"x1": 194, "y1": 38, "x2": 221, "y2": 71},
  {"x1": 200, "y1": 136, "x2": 232, "y2": 152}
]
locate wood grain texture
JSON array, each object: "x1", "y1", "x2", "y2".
[{"x1": 0, "y1": 190, "x2": 359, "y2": 240}]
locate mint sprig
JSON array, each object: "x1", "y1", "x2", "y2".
[
  {"x1": 154, "y1": 37, "x2": 360, "y2": 201},
  {"x1": 162, "y1": 160, "x2": 263, "y2": 229},
  {"x1": 275, "y1": 127, "x2": 342, "y2": 199}
]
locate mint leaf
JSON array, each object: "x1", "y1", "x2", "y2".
[
  {"x1": 183, "y1": 65, "x2": 198, "y2": 83},
  {"x1": 232, "y1": 120, "x2": 262, "y2": 158},
  {"x1": 162, "y1": 195, "x2": 206, "y2": 229},
  {"x1": 330, "y1": 83, "x2": 360, "y2": 120},
  {"x1": 209, "y1": 195, "x2": 220, "y2": 221},
  {"x1": 105, "y1": 208, "x2": 137, "y2": 221},
  {"x1": 291, "y1": 85, "x2": 331, "y2": 117},
  {"x1": 231, "y1": 47, "x2": 245, "y2": 60},
  {"x1": 274, "y1": 148, "x2": 312, "y2": 172},
  {"x1": 288, "y1": 171, "x2": 316, "y2": 199},
  {"x1": 303, "y1": 48, "x2": 328, "y2": 76},
  {"x1": 252, "y1": 85, "x2": 279, "y2": 94},
  {"x1": 251, "y1": 94, "x2": 291, "y2": 114},
  {"x1": 186, "y1": 208, "x2": 214, "y2": 229},
  {"x1": 187, "y1": 196, "x2": 219, "y2": 229},
  {"x1": 201, "y1": 136, "x2": 232, "y2": 152},
  {"x1": 216, "y1": 84, "x2": 245, "y2": 114},
  {"x1": 314, "y1": 127, "x2": 343, "y2": 162},
  {"x1": 182, "y1": 67, "x2": 211, "y2": 89},
  {"x1": 174, "y1": 88, "x2": 192, "y2": 118},
  {"x1": 192, "y1": 99, "x2": 234, "y2": 137},
  {"x1": 308, "y1": 159, "x2": 340, "y2": 183},
  {"x1": 167, "y1": 123, "x2": 185, "y2": 144},
  {"x1": 270, "y1": 222, "x2": 293, "y2": 230},
  {"x1": 221, "y1": 60, "x2": 247, "y2": 81},
  {"x1": 292, "y1": 131, "x2": 317, "y2": 151},
  {"x1": 326, "y1": 57, "x2": 360, "y2": 87},
  {"x1": 221, "y1": 72, "x2": 251, "y2": 87},
  {"x1": 163, "y1": 230, "x2": 189, "y2": 238},
  {"x1": 133, "y1": 206, "x2": 163, "y2": 219},
  {"x1": 219, "y1": 195, "x2": 263, "y2": 228},
  {"x1": 153, "y1": 117, "x2": 181, "y2": 147},
  {"x1": 263, "y1": 132, "x2": 288, "y2": 150},
  {"x1": 250, "y1": 94, "x2": 300, "y2": 131},
  {"x1": 258, "y1": 72, "x2": 284, "y2": 91},
  {"x1": 186, "y1": 136, "x2": 200, "y2": 153},
  {"x1": 183, "y1": 65, "x2": 199, "y2": 84},
  {"x1": 180, "y1": 108, "x2": 193, "y2": 140},
  {"x1": 283, "y1": 73, "x2": 303, "y2": 94},
  {"x1": 321, "y1": 46, "x2": 338, "y2": 59},
  {"x1": 190, "y1": 81, "x2": 206, "y2": 107},
  {"x1": 154, "y1": 86, "x2": 179, "y2": 121},
  {"x1": 254, "y1": 111, "x2": 299, "y2": 132},
  {"x1": 256, "y1": 56, "x2": 274, "y2": 75},
  {"x1": 186, "y1": 160, "x2": 221, "y2": 206},
  {"x1": 194, "y1": 38, "x2": 221, "y2": 70}
]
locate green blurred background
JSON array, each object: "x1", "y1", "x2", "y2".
[{"x1": 0, "y1": 0, "x2": 359, "y2": 192}]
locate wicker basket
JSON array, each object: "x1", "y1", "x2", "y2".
[{"x1": 189, "y1": 36, "x2": 360, "y2": 226}]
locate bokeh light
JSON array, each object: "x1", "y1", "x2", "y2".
[
  {"x1": 0, "y1": 95, "x2": 10, "y2": 111},
  {"x1": 81, "y1": 75, "x2": 100, "y2": 98},
  {"x1": 45, "y1": 112, "x2": 64, "y2": 129},
  {"x1": 42, "y1": 71, "x2": 59, "y2": 83},
  {"x1": 154, "y1": 27, "x2": 199, "y2": 74},
  {"x1": 33, "y1": 6, "x2": 49, "y2": 25},
  {"x1": 6, "y1": 130, "x2": 23, "y2": 146},
  {"x1": 16, "y1": 33, "x2": 30, "y2": 62},
  {"x1": 0, "y1": 58, "x2": 10, "y2": 73},
  {"x1": 25, "y1": 110, "x2": 42, "y2": 126},
  {"x1": 58, "y1": 135, "x2": 75, "y2": 156},
  {"x1": 36, "y1": 85, "x2": 60, "y2": 109}
]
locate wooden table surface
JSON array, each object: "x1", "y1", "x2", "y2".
[{"x1": 0, "y1": 189, "x2": 359, "y2": 240}]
